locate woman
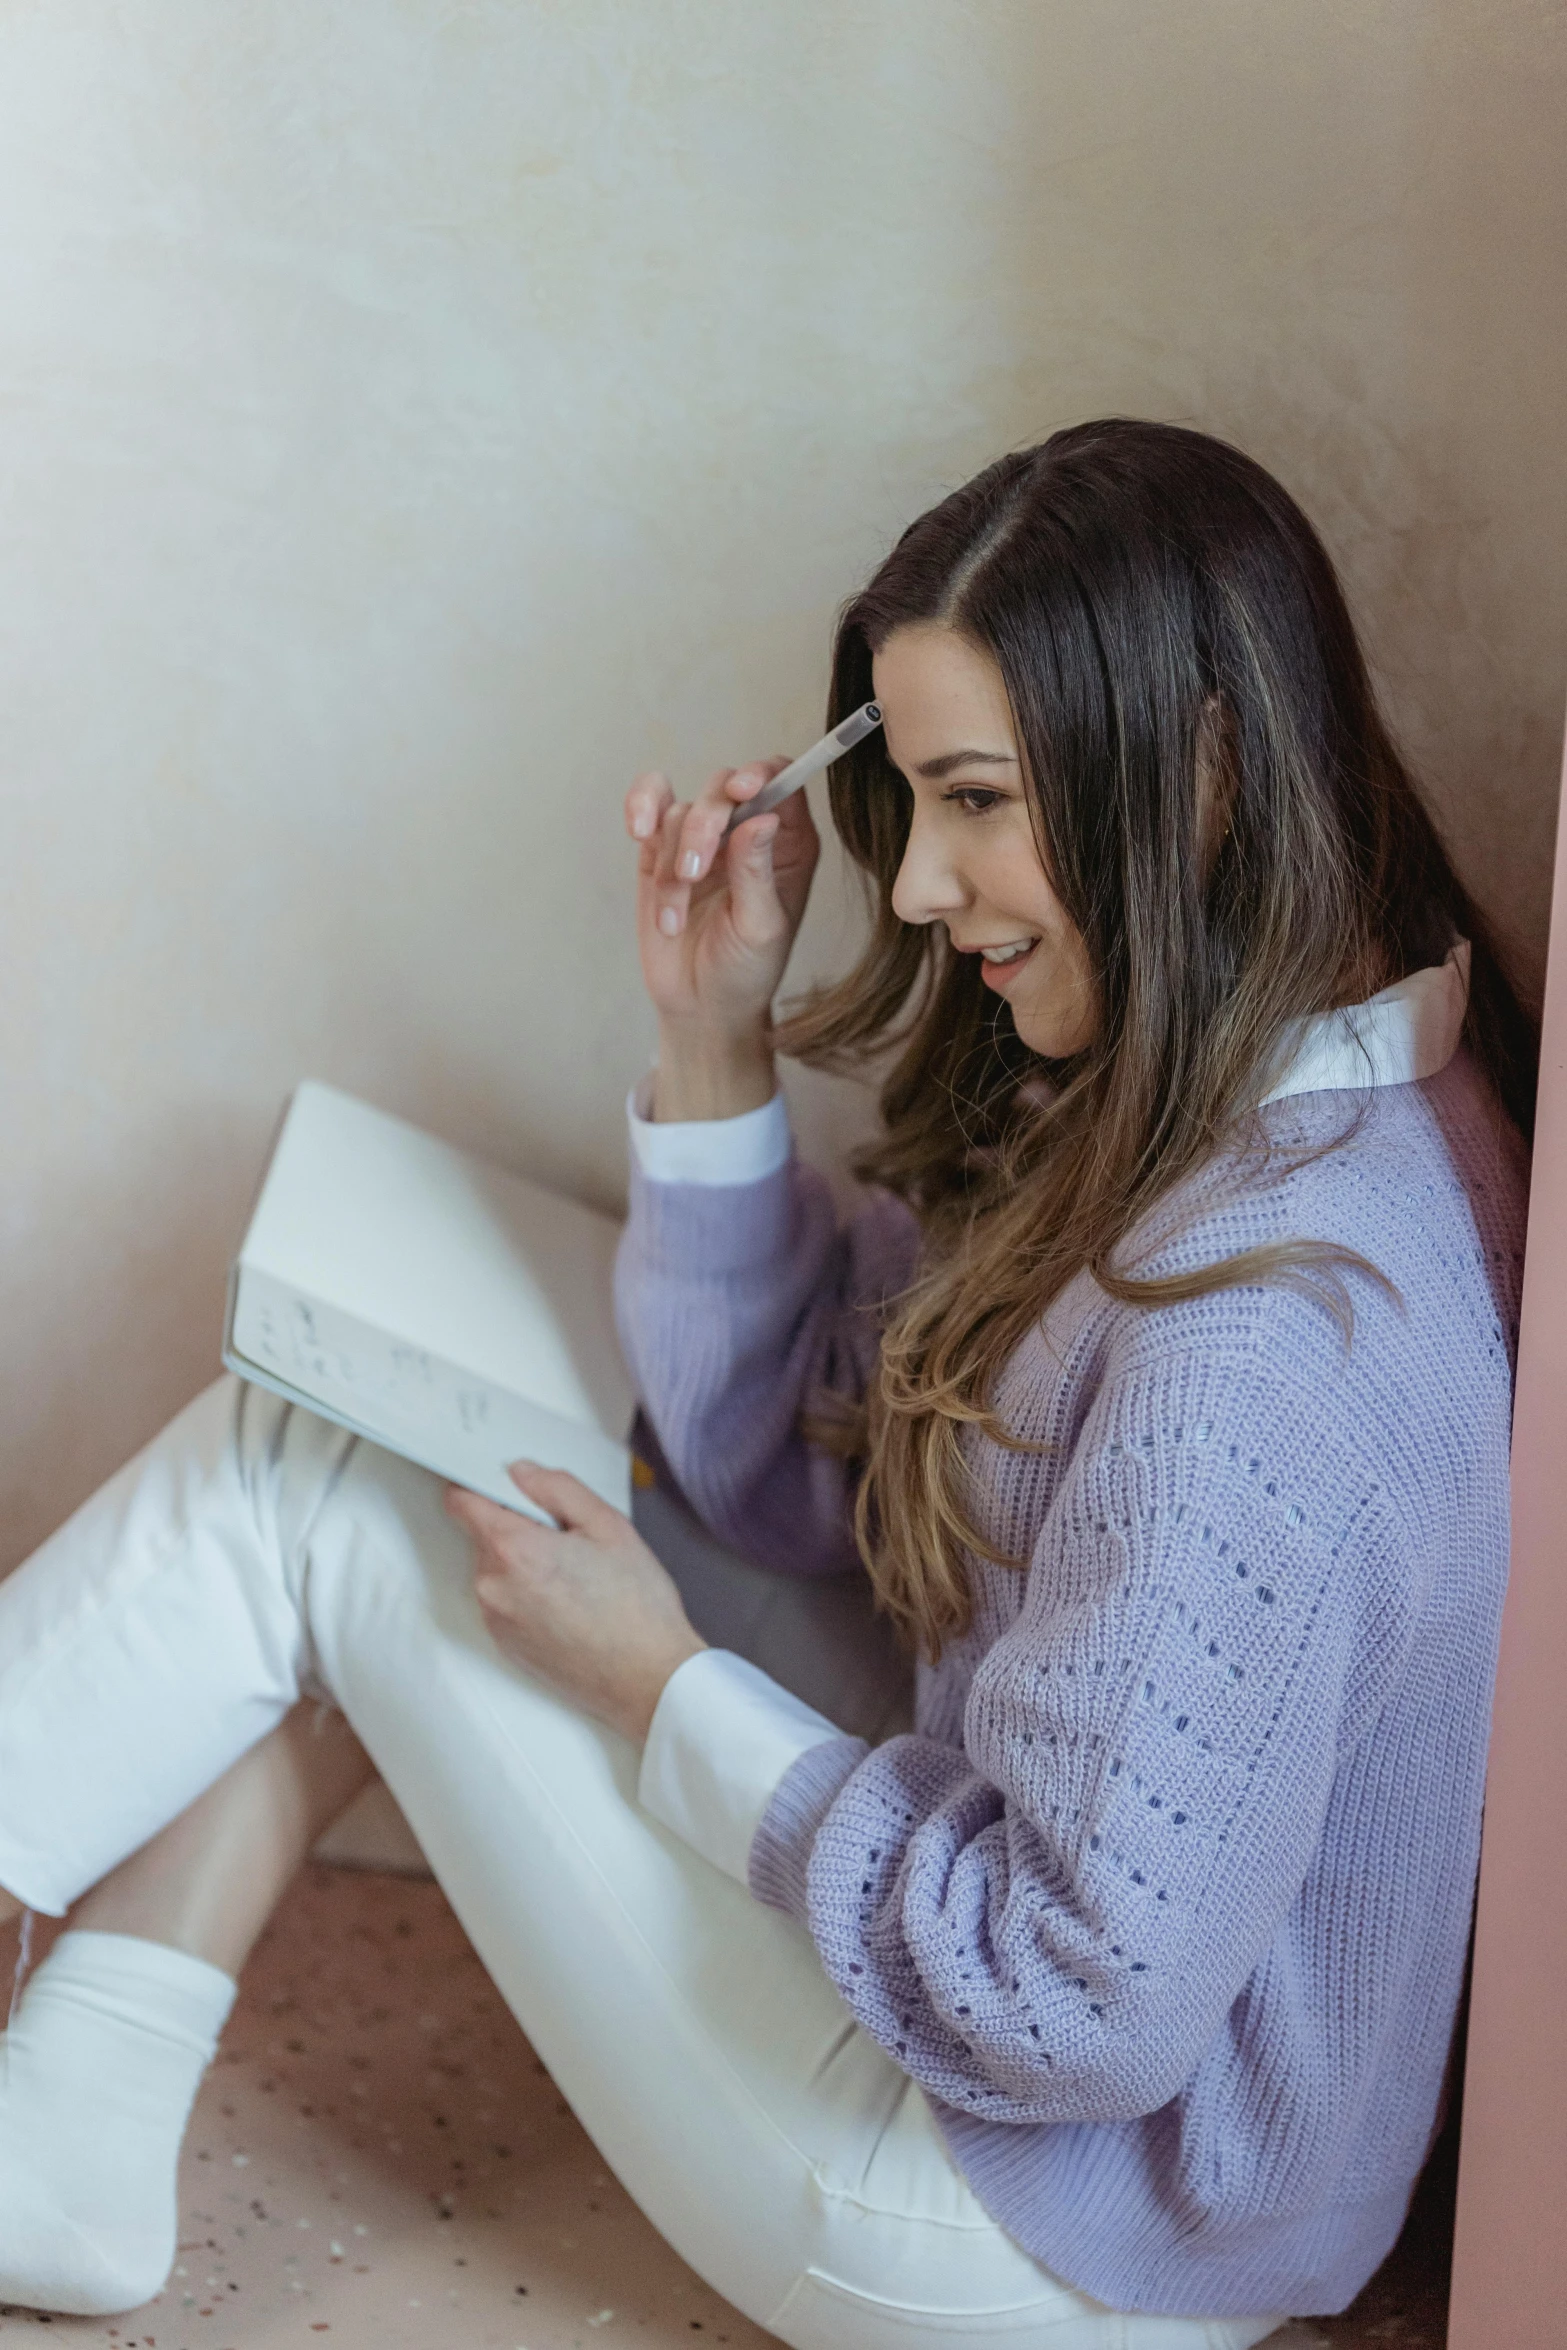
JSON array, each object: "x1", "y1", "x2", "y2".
[{"x1": 0, "y1": 420, "x2": 1530, "y2": 2347}]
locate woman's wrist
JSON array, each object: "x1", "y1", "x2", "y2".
[
  {"x1": 614, "y1": 1629, "x2": 709, "y2": 1746},
  {"x1": 651, "y1": 1025, "x2": 776, "y2": 1123}
]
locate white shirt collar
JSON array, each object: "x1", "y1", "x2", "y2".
[{"x1": 1261, "y1": 940, "x2": 1470, "y2": 1105}]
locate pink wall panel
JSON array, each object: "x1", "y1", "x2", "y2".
[{"x1": 1448, "y1": 718, "x2": 1567, "y2": 2346}]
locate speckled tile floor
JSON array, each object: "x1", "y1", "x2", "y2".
[{"x1": 0, "y1": 1863, "x2": 1451, "y2": 2349}]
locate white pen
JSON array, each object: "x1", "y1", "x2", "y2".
[{"x1": 720, "y1": 700, "x2": 883, "y2": 835}]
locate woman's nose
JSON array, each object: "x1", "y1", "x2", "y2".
[{"x1": 891, "y1": 810, "x2": 968, "y2": 926}]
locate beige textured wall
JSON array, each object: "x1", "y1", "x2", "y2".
[{"x1": 0, "y1": 1, "x2": 1563, "y2": 1568}]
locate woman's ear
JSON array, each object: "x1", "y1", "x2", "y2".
[{"x1": 1194, "y1": 696, "x2": 1239, "y2": 874}]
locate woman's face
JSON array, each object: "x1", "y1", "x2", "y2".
[{"x1": 873, "y1": 623, "x2": 1097, "y2": 1058}]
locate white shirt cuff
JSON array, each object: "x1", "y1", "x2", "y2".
[
  {"x1": 626, "y1": 1076, "x2": 792, "y2": 1186},
  {"x1": 638, "y1": 1648, "x2": 843, "y2": 1884}
]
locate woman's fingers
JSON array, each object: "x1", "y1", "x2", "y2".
[
  {"x1": 444, "y1": 1483, "x2": 566, "y2": 1612},
  {"x1": 634, "y1": 756, "x2": 802, "y2": 947},
  {"x1": 766, "y1": 787, "x2": 822, "y2": 923},
  {"x1": 651, "y1": 800, "x2": 691, "y2": 937},
  {"x1": 674, "y1": 761, "x2": 787, "y2": 891},
  {"x1": 672, "y1": 768, "x2": 744, "y2": 889},
  {"x1": 508, "y1": 1460, "x2": 623, "y2": 1536},
  {"x1": 625, "y1": 770, "x2": 673, "y2": 851},
  {"x1": 723, "y1": 814, "x2": 784, "y2": 944},
  {"x1": 443, "y1": 1482, "x2": 498, "y2": 1534},
  {"x1": 444, "y1": 1482, "x2": 539, "y2": 1548}
]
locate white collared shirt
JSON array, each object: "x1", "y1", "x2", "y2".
[
  {"x1": 632, "y1": 943, "x2": 1472, "y2": 1883},
  {"x1": 1260, "y1": 940, "x2": 1470, "y2": 1105}
]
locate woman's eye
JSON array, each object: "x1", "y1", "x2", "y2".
[{"x1": 945, "y1": 786, "x2": 1005, "y2": 815}]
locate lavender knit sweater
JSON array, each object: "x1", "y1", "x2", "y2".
[{"x1": 614, "y1": 1052, "x2": 1526, "y2": 2318}]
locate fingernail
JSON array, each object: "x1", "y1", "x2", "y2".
[
  {"x1": 658, "y1": 905, "x2": 681, "y2": 936},
  {"x1": 678, "y1": 851, "x2": 702, "y2": 880},
  {"x1": 632, "y1": 807, "x2": 654, "y2": 839}
]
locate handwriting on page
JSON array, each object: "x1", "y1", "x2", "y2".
[
  {"x1": 246, "y1": 1290, "x2": 500, "y2": 1446},
  {"x1": 228, "y1": 1263, "x2": 631, "y2": 1517}
]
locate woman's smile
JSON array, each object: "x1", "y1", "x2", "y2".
[{"x1": 953, "y1": 933, "x2": 1041, "y2": 989}]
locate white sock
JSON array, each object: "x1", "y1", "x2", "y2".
[{"x1": 0, "y1": 1929, "x2": 236, "y2": 2317}]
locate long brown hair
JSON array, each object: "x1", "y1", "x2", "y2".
[{"x1": 777, "y1": 419, "x2": 1534, "y2": 1658}]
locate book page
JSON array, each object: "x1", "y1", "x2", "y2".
[
  {"x1": 239, "y1": 1085, "x2": 635, "y2": 1444},
  {"x1": 228, "y1": 1265, "x2": 631, "y2": 1516}
]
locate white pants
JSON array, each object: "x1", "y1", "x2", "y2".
[{"x1": 0, "y1": 1379, "x2": 1281, "y2": 2350}]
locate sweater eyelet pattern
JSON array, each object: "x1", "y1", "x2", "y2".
[{"x1": 616, "y1": 1052, "x2": 1526, "y2": 2319}]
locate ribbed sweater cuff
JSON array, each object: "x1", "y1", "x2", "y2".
[
  {"x1": 747, "y1": 1734, "x2": 866, "y2": 1922},
  {"x1": 627, "y1": 1162, "x2": 799, "y2": 1281}
]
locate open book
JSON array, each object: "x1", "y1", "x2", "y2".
[{"x1": 224, "y1": 1083, "x2": 634, "y2": 1517}]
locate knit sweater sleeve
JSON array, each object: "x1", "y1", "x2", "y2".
[
  {"x1": 750, "y1": 1332, "x2": 1419, "y2": 2124},
  {"x1": 613, "y1": 1157, "x2": 920, "y2": 1578}
]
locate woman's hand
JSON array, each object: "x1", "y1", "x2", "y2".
[
  {"x1": 624, "y1": 760, "x2": 821, "y2": 1121},
  {"x1": 444, "y1": 1466, "x2": 706, "y2": 1744}
]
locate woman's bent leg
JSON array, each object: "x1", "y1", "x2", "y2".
[
  {"x1": 0, "y1": 1377, "x2": 355, "y2": 1914},
  {"x1": 0, "y1": 1391, "x2": 375, "y2": 2316},
  {"x1": 71, "y1": 1703, "x2": 375, "y2": 1973},
  {"x1": 296, "y1": 1436, "x2": 1279, "y2": 2350},
  {"x1": 0, "y1": 1712, "x2": 375, "y2": 2314}
]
